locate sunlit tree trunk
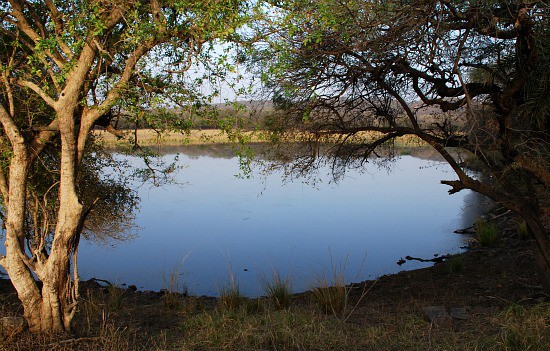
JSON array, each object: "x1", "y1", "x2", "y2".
[
  {"x1": 3, "y1": 139, "x2": 44, "y2": 332},
  {"x1": 1, "y1": 0, "x2": 247, "y2": 333},
  {"x1": 3, "y1": 110, "x2": 84, "y2": 333}
]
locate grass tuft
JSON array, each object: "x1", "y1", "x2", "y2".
[
  {"x1": 261, "y1": 270, "x2": 293, "y2": 310},
  {"x1": 311, "y1": 255, "x2": 349, "y2": 318},
  {"x1": 161, "y1": 263, "x2": 189, "y2": 309},
  {"x1": 448, "y1": 254, "x2": 465, "y2": 274},
  {"x1": 217, "y1": 271, "x2": 245, "y2": 312},
  {"x1": 475, "y1": 218, "x2": 500, "y2": 247},
  {"x1": 516, "y1": 220, "x2": 529, "y2": 239}
]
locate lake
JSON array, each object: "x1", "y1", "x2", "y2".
[{"x1": 77, "y1": 146, "x2": 485, "y2": 296}]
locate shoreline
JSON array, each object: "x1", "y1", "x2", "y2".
[
  {"x1": 0, "y1": 209, "x2": 544, "y2": 301},
  {"x1": 1, "y1": 213, "x2": 548, "y2": 350}
]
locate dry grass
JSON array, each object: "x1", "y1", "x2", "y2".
[
  {"x1": 1, "y1": 282, "x2": 548, "y2": 351},
  {"x1": 260, "y1": 270, "x2": 293, "y2": 310},
  {"x1": 1, "y1": 216, "x2": 547, "y2": 350},
  {"x1": 93, "y1": 129, "x2": 266, "y2": 147},
  {"x1": 311, "y1": 260, "x2": 348, "y2": 317},
  {"x1": 93, "y1": 128, "x2": 427, "y2": 148}
]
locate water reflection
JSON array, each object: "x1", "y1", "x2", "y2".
[{"x1": 78, "y1": 146, "x2": 485, "y2": 296}]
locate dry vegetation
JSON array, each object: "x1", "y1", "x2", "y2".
[
  {"x1": 93, "y1": 128, "x2": 427, "y2": 148},
  {"x1": 1, "y1": 212, "x2": 548, "y2": 350},
  {"x1": 93, "y1": 129, "x2": 265, "y2": 146},
  {"x1": 1, "y1": 132, "x2": 545, "y2": 349}
]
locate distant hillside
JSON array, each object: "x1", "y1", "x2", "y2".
[{"x1": 101, "y1": 99, "x2": 470, "y2": 132}]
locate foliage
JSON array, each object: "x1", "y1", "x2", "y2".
[
  {"x1": 0, "y1": 0, "x2": 252, "y2": 333},
  {"x1": 246, "y1": 0, "x2": 550, "y2": 286},
  {"x1": 1, "y1": 136, "x2": 139, "y2": 243}
]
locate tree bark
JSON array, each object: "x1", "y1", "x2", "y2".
[
  {"x1": 1, "y1": 102, "x2": 85, "y2": 334},
  {"x1": 2, "y1": 142, "x2": 43, "y2": 332},
  {"x1": 522, "y1": 212, "x2": 550, "y2": 293}
]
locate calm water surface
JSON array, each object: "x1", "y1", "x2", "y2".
[{"x1": 78, "y1": 147, "x2": 485, "y2": 296}]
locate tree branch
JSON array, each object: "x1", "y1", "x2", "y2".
[
  {"x1": 0, "y1": 166, "x2": 9, "y2": 203},
  {"x1": 0, "y1": 102, "x2": 24, "y2": 146},
  {"x1": 43, "y1": 0, "x2": 73, "y2": 59},
  {"x1": 29, "y1": 129, "x2": 58, "y2": 163},
  {"x1": 8, "y1": 0, "x2": 67, "y2": 68},
  {"x1": 8, "y1": 0, "x2": 42, "y2": 43},
  {"x1": 16, "y1": 79, "x2": 57, "y2": 107},
  {"x1": 514, "y1": 155, "x2": 550, "y2": 188}
]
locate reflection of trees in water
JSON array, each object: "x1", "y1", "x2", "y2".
[
  {"x1": 122, "y1": 143, "x2": 470, "y2": 189},
  {"x1": 140, "y1": 143, "x2": 447, "y2": 163},
  {"x1": 19, "y1": 143, "x2": 139, "y2": 247},
  {"x1": 113, "y1": 143, "x2": 247, "y2": 159},
  {"x1": 459, "y1": 191, "x2": 491, "y2": 229},
  {"x1": 255, "y1": 141, "x2": 454, "y2": 183}
]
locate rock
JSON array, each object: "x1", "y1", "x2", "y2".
[
  {"x1": 1, "y1": 316, "x2": 28, "y2": 335},
  {"x1": 422, "y1": 306, "x2": 453, "y2": 329},
  {"x1": 449, "y1": 306, "x2": 469, "y2": 320},
  {"x1": 422, "y1": 306, "x2": 447, "y2": 321},
  {"x1": 433, "y1": 314, "x2": 454, "y2": 329}
]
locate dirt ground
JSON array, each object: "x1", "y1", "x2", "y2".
[
  {"x1": 0, "y1": 212, "x2": 548, "y2": 350},
  {"x1": 348, "y1": 234, "x2": 544, "y2": 324}
]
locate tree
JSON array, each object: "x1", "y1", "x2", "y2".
[
  {"x1": 248, "y1": 0, "x2": 550, "y2": 288},
  {"x1": 0, "y1": 0, "x2": 249, "y2": 333}
]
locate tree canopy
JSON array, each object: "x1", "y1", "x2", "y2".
[
  {"x1": 247, "y1": 0, "x2": 550, "y2": 287},
  {"x1": 0, "y1": 0, "x2": 251, "y2": 333}
]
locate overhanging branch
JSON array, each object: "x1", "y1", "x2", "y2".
[{"x1": 441, "y1": 180, "x2": 465, "y2": 194}]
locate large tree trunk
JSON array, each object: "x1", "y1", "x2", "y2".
[
  {"x1": 2, "y1": 137, "x2": 44, "y2": 332},
  {"x1": 2, "y1": 108, "x2": 84, "y2": 333},
  {"x1": 7, "y1": 263, "x2": 77, "y2": 333},
  {"x1": 4, "y1": 202, "x2": 81, "y2": 333},
  {"x1": 522, "y1": 212, "x2": 550, "y2": 293},
  {"x1": 6, "y1": 228, "x2": 80, "y2": 333}
]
